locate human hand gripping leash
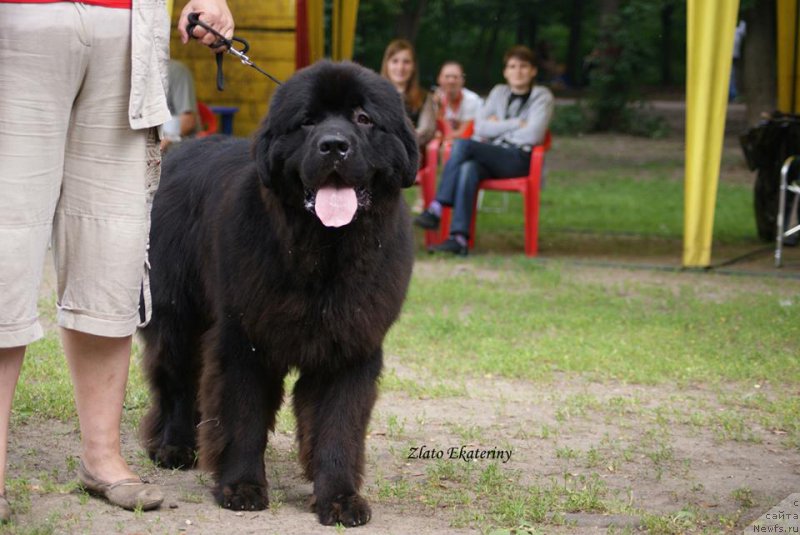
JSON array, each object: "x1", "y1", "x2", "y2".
[{"x1": 186, "y1": 12, "x2": 282, "y2": 90}]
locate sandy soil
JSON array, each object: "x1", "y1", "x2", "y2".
[{"x1": 6, "y1": 350, "x2": 800, "y2": 534}]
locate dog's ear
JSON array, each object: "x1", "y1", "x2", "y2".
[
  {"x1": 253, "y1": 119, "x2": 274, "y2": 189},
  {"x1": 397, "y1": 117, "x2": 419, "y2": 188}
]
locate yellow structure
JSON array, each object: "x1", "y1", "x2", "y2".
[
  {"x1": 168, "y1": 0, "x2": 358, "y2": 137},
  {"x1": 777, "y1": 0, "x2": 800, "y2": 113},
  {"x1": 332, "y1": 0, "x2": 358, "y2": 61},
  {"x1": 169, "y1": 1, "x2": 295, "y2": 136},
  {"x1": 683, "y1": 0, "x2": 740, "y2": 267},
  {"x1": 305, "y1": 0, "x2": 325, "y2": 63}
]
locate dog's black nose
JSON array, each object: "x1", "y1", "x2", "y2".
[{"x1": 318, "y1": 135, "x2": 350, "y2": 159}]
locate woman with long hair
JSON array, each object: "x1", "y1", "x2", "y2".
[{"x1": 380, "y1": 39, "x2": 436, "y2": 149}]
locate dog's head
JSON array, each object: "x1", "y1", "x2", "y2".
[{"x1": 253, "y1": 61, "x2": 419, "y2": 228}]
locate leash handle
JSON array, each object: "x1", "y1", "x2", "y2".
[
  {"x1": 187, "y1": 12, "x2": 229, "y2": 91},
  {"x1": 186, "y1": 12, "x2": 230, "y2": 49},
  {"x1": 215, "y1": 53, "x2": 224, "y2": 91}
]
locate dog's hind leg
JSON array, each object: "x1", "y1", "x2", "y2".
[
  {"x1": 140, "y1": 316, "x2": 203, "y2": 469},
  {"x1": 294, "y1": 351, "x2": 382, "y2": 527},
  {"x1": 198, "y1": 320, "x2": 285, "y2": 511}
]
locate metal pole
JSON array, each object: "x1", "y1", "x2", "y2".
[{"x1": 776, "y1": 155, "x2": 796, "y2": 266}]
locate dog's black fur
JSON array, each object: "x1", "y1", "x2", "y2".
[{"x1": 139, "y1": 61, "x2": 418, "y2": 527}]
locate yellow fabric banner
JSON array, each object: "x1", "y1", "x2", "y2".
[
  {"x1": 683, "y1": 0, "x2": 740, "y2": 267},
  {"x1": 777, "y1": 0, "x2": 800, "y2": 113},
  {"x1": 332, "y1": 0, "x2": 359, "y2": 61}
]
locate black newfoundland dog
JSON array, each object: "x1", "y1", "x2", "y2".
[{"x1": 140, "y1": 61, "x2": 418, "y2": 527}]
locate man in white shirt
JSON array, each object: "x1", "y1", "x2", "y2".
[{"x1": 433, "y1": 61, "x2": 482, "y2": 141}]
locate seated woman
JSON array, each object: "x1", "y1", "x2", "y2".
[
  {"x1": 414, "y1": 45, "x2": 554, "y2": 256},
  {"x1": 381, "y1": 39, "x2": 436, "y2": 150}
]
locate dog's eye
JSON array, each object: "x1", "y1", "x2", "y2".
[
  {"x1": 301, "y1": 118, "x2": 315, "y2": 127},
  {"x1": 355, "y1": 112, "x2": 372, "y2": 126}
]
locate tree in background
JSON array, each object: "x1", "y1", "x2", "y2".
[
  {"x1": 354, "y1": 0, "x2": 690, "y2": 138},
  {"x1": 395, "y1": 0, "x2": 429, "y2": 42},
  {"x1": 355, "y1": 0, "x2": 579, "y2": 91},
  {"x1": 564, "y1": 0, "x2": 586, "y2": 86},
  {"x1": 584, "y1": 0, "x2": 674, "y2": 132},
  {"x1": 659, "y1": 0, "x2": 676, "y2": 86},
  {"x1": 741, "y1": 0, "x2": 777, "y2": 126}
]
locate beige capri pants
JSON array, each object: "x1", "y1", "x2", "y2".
[{"x1": 0, "y1": 3, "x2": 159, "y2": 347}]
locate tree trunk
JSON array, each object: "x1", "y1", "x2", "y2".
[
  {"x1": 660, "y1": 1, "x2": 674, "y2": 86},
  {"x1": 516, "y1": 11, "x2": 538, "y2": 50},
  {"x1": 565, "y1": 0, "x2": 585, "y2": 86},
  {"x1": 479, "y1": 4, "x2": 507, "y2": 83},
  {"x1": 598, "y1": 0, "x2": 619, "y2": 27},
  {"x1": 743, "y1": 0, "x2": 777, "y2": 126},
  {"x1": 395, "y1": 0, "x2": 428, "y2": 43}
]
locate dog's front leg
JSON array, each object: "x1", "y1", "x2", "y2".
[
  {"x1": 294, "y1": 350, "x2": 382, "y2": 527},
  {"x1": 198, "y1": 319, "x2": 284, "y2": 511}
]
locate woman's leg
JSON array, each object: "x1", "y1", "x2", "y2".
[
  {"x1": 0, "y1": 347, "x2": 25, "y2": 497},
  {"x1": 55, "y1": 5, "x2": 152, "y2": 487},
  {"x1": 61, "y1": 330, "x2": 138, "y2": 483}
]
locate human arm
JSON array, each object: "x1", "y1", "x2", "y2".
[
  {"x1": 509, "y1": 87, "x2": 554, "y2": 146},
  {"x1": 474, "y1": 86, "x2": 521, "y2": 140},
  {"x1": 169, "y1": 62, "x2": 199, "y2": 136},
  {"x1": 449, "y1": 120, "x2": 472, "y2": 140},
  {"x1": 449, "y1": 91, "x2": 481, "y2": 139},
  {"x1": 416, "y1": 93, "x2": 437, "y2": 147},
  {"x1": 178, "y1": 0, "x2": 234, "y2": 49},
  {"x1": 178, "y1": 112, "x2": 197, "y2": 137},
  {"x1": 160, "y1": 111, "x2": 197, "y2": 152}
]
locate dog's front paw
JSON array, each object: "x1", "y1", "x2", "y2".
[
  {"x1": 214, "y1": 481, "x2": 269, "y2": 511},
  {"x1": 315, "y1": 493, "x2": 371, "y2": 526},
  {"x1": 149, "y1": 444, "x2": 197, "y2": 470}
]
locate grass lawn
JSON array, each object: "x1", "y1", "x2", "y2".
[{"x1": 4, "y1": 133, "x2": 799, "y2": 535}]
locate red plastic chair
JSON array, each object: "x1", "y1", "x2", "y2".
[
  {"x1": 415, "y1": 137, "x2": 441, "y2": 247},
  {"x1": 196, "y1": 101, "x2": 219, "y2": 138},
  {"x1": 439, "y1": 131, "x2": 552, "y2": 257}
]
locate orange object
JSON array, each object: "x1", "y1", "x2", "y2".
[
  {"x1": 196, "y1": 101, "x2": 218, "y2": 138},
  {"x1": 414, "y1": 137, "x2": 441, "y2": 247},
  {"x1": 436, "y1": 117, "x2": 474, "y2": 141},
  {"x1": 439, "y1": 131, "x2": 552, "y2": 256}
]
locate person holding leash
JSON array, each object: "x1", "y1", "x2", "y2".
[{"x1": 0, "y1": 0, "x2": 233, "y2": 520}]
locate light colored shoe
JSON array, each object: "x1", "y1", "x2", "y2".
[
  {"x1": 77, "y1": 461, "x2": 163, "y2": 511},
  {"x1": 0, "y1": 494, "x2": 10, "y2": 523}
]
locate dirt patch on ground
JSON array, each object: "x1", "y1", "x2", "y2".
[{"x1": 6, "y1": 353, "x2": 800, "y2": 534}]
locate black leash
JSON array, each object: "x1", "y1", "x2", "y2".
[{"x1": 186, "y1": 13, "x2": 282, "y2": 91}]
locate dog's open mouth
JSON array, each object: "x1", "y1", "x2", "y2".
[{"x1": 304, "y1": 177, "x2": 370, "y2": 228}]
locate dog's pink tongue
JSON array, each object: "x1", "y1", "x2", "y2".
[{"x1": 314, "y1": 186, "x2": 358, "y2": 227}]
